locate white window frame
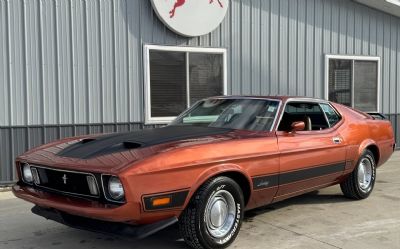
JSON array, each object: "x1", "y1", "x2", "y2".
[
  {"x1": 144, "y1": 44, "x2": 228, "y2": 124},
  {"x1": 324, "y1": 54, "x2": 381, "y2": 112}
]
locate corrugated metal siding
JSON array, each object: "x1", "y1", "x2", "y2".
[
  {"x1": 1, "y1": 0, "x2": 400, "y2": 184},
  {"x1": 1, "y1": 0, "x2": 400, "y2": 127}
]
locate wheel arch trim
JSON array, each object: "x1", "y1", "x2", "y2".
[
  {"x1": 358, "y1": 139, "x2": 380, "y2": 165},
  {"x1": 184, "y1": 164, "x2": 253, "y2": 208}
]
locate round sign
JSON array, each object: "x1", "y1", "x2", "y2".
[{"x1": 150, "y1": 0, "x2": 229, "y2": 37}]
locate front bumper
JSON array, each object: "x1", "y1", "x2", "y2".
[
  {"x1": 31, "y1": 205, "x2": 178, "y2": 239},
  {"x1": 12, "y1": 183, "x2": 140, "y2": 223}
]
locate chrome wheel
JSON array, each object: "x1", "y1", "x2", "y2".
[
  {"x1": 180, "y1": 177, "x2": 244, "y2": 249},
  {"x1": 340, "y1": 150, "x2": 376, "y2": 200},
  {"x1": 204, "y1": 189, "x2": 236, "y2": 238},
  {"x1": 357, "y1": 157, "x2": 373, "y2": 190}
]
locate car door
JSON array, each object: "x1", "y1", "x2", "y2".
[{"x1": 274, "y1": 101, "x2": 347, "y2": 201}]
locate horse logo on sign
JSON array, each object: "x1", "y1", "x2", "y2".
[
  {"x1": 169, "y1": 0, "x2": 224, "y2": 18},
  {"x1": 151, "y1": 0, "x2": 229, "y2": 37}
]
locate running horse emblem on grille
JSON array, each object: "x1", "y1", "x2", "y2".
[
  {"x1": 169, "y1": 0, "x2": 224, "y2": 18},
  {"x1": 62, "y1": 174, "x2": 68, "y2": 185}
]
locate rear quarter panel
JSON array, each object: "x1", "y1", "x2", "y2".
[
  {"x1": 333, "y1": 103, "x2": 395, "y2": 170},
  {"x1": 366, "y1": 119, "x2": 395, "y2": 166}
]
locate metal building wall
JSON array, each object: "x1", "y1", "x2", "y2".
[{"x1": 0, "y1": 0, "x2": 399, "y2": 184}]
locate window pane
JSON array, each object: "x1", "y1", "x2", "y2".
[
  {"x1": 150, "y1": 51, "x2": 187, "y2": 117},
  {"x1": 354, "y1": 61, "x2": 378, "y2": 111},
  {"x1": 320, "y1": 103, "x2": 341, "y2": 127},
  {"x1": 328, "y1": 60, "x2": 352, "y2": 107},
  {"x1": 189, "y1": 53, "x2": 223, "y2": 105},
  {"x1": 171, "y1": 99, "x2": 279, "y2": 131},
  {"x1": 278, "y1": 102, "x2": 329, "y2": 131}
]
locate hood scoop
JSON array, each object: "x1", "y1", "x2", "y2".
[
  {"x1": 81, "y1": 138, "x2": 96, "y2": 144},
  {"x1": 123, "y1": 141, "x2": 142, "y2": 149},
  {"x1": 57, "y1": 126, "x2": 232, "y2": 159}
]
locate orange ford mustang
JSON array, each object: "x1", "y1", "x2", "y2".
[{"x1": 13, "y1": 96, "x2": 396, "y2": 249}]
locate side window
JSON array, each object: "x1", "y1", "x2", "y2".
[
  {"x1": 320, "y1": 103, "x2": 341, "y2": 127},
  {"x1": 278, "y1": 102, "x2": 329, "y2": 131}
]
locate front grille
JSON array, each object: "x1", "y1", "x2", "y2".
[{"x1": 32, "y1": 165, "x2": 99, "y2": 198}]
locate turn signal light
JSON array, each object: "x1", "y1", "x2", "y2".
[{"x1": 152, "y1": 197, "x2": 171, "y2": 207}]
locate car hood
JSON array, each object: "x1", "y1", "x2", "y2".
[
  {"x1": 56, "y1": 126, "x2": 233, "y2": 159},
  {"x1": 17, "y1": 126, "x2": 238, "y2": 174}
]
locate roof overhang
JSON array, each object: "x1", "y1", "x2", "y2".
[{"x1": 354, "y1": 0, "x2": 400, "y2": 17}]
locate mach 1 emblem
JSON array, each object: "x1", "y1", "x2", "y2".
[
  {"x1": 169, "y1": 0, "x2": 224, "y2": 18},
  {"x1": 151, "y1": 0, "x2": 229, "y2": 37}
]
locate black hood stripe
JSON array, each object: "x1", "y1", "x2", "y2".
[{"x1": 57, "y1": 126, "x2": 232, "y2": 159}]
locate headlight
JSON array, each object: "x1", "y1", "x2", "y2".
[
  {"x1": 22, "y1": 164, "x2": 33, "y2": 183},
  {"x1": 108, "y1": 176, "x2": 125, "y2": 200}
]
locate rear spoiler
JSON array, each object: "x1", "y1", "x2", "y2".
[{"x1": 367, "y1": 112, "x2": 387, "y2": 120}]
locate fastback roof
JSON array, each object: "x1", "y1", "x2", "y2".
[{"x1": 211, "y1": 95, "x2": 327, "y2": 102}]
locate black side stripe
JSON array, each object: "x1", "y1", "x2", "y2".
[{"x1": 252, "y1": 162, "x2": 346, "y2": 190}]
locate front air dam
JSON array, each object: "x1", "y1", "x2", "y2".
[{"x1": 31, "y1": 205, "x2": 178, "y2": 239}]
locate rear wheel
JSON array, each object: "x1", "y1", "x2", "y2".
[
  {"x1": 179, "y1": 176, "x2": 244, "y2": 249},
  {"x1": 340, "y1": 149, "x2": 376, "y2": 199}
]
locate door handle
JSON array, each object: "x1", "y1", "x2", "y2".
[{"x1": 332, "y1": 137, "x2": 342, "y2": 144}]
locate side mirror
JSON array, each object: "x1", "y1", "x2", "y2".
[{"x1": 291, "y1": 121, "x2": 305, "y2": 132}]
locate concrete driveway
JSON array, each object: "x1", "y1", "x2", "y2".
[{"x1": 1, "y1": 152, "x2": 399, "y2": 249}]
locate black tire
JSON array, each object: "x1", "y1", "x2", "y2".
[
  {"x1": 179, "y1": 176, "x2": 244, "y2": 249},
  {"x1": 340, "y1": 149, "x2": 376, "y2": 199}
]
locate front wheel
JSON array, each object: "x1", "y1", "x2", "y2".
[
  {"x1": 179, "y1": 176, "x2": 244, "y2": 249},
  {"x1": 340, "y1": 149, "x2": 376, "y2": 199}
]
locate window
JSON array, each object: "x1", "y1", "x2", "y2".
[
  {"x1": 325, "y1": 55, "x2": 380, "y2": 112},
  {"x1": 144, "y1": 45, "x2": 227, "y2": 124},
  {"x1": 171, "y1": 98, "x2": 280, "y2": 131},
  {"x1": 278, "y1": 102, "x2": 329, "y2": 131},
  {"x1": 320, "y1": 103, "x2": 341, "y2": 127}
]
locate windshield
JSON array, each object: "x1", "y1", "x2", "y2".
[{"x1": 171, "y1": 98, "x2": 280, "y2": 131}]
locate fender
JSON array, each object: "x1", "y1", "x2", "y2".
[
  {"x1": 352, "y1": 139, "x2": 381, "y2": 170},
  {"x1": 358, "y1": 139, "x2": 379, "y2": 162},
  {"x1": 184, "y1": 163, "x2": 253, "y2": 208},
  {"x1": 342, "y1": 139, "x2": 378, "y2": 173}
]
